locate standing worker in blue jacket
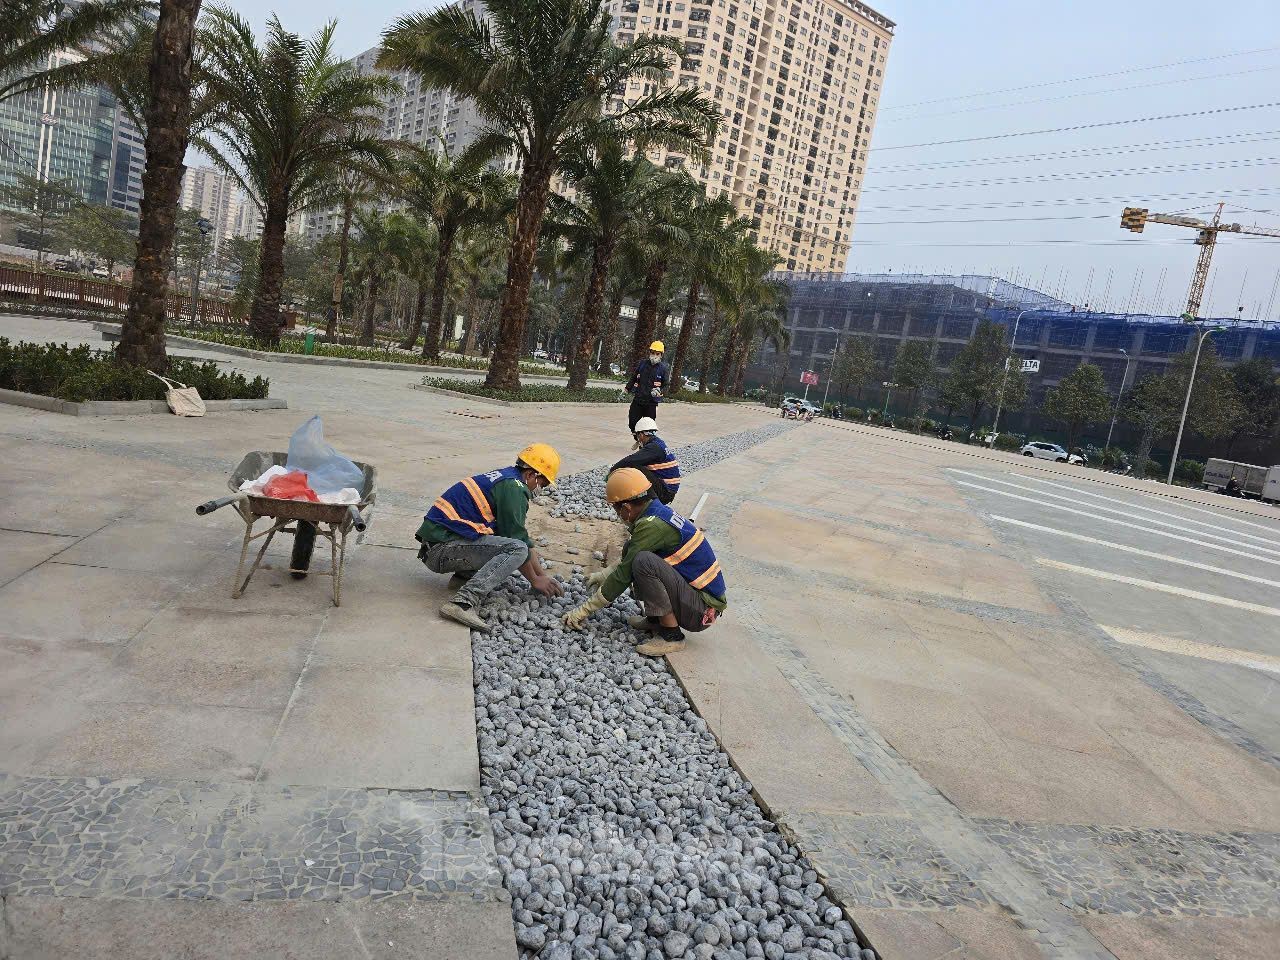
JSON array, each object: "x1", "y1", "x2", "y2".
[
  {"x1": 609, "y1": 417, "x2": 681, "y2": 504},
  {"x1": 625, "y1": 340, "x2": 668, "y2": 431},
  {"x1": 416, "y1": 443, "x2": 564, "y2": 629}
]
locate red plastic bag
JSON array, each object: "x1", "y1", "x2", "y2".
[{"x1": 262, "y1": 470, "x2": 320, "y2": 502}]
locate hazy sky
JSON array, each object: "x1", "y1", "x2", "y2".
[{"x1": 215, "y1": 0, "x2": 1280, "y2": 318}]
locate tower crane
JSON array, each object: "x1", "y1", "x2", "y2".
[{"x1": 1120, "y1": 203, "x2": 1280, "y2": 318}]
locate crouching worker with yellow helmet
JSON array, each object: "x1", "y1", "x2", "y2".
[
  {"x1": 562, "y1": 467, "x2": 726, "y2": 657},
  {"x1": 417, "y1": 443, "x2": 564, "y2": 630}
]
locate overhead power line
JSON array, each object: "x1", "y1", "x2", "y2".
[
  {"x1": 862, "y1": 156, "x2": 1280, "y2": 194},
  {"x1": 881, "y1": 45, "x2": 1280, "y2": 110},
  {"x1": 869, "y1": 131, "x2": 1280, "y2": 174},
  {"x1": 870, "y1": 101, "x2": 1280, "y2": 152},
  {"x1": 857, "y1": 185, "x2": 1280, "y2": 215},
  {"x1": 883, "y1": 64, "x2": 1280, "y2": 123}
]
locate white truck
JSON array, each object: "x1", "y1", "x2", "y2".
[
  {"x1": 1202, "y1": 458, "x2": 1269, "y2": 498},
  {"x1": 1264, "y1": 465, "x2": 1280, "y2": 504}
]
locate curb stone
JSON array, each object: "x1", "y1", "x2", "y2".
[{"x1": 0, "y1": 387, "x2": 287, "y2": 417}]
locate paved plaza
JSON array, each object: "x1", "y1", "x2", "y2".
[{"x1": 1, "y1": 314, "x2": 1278, "y2": 959}]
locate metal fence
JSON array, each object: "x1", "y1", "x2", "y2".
[{"x1": 0, "y1": 265, "x2": 243, "y2": 325}]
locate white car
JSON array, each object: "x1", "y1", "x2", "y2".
[{"x1": 1020, "y1": 441, "x2": 1085, "y2": 465}]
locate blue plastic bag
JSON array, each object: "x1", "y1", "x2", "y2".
[{"x1": 285, "y1": 416, "x2": 363, "y2": 495}]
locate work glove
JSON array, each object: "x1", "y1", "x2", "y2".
[
  {"x1": 563, "y1": 589, "x2": 609, "y2": 630},
  {"x1": 587, "y1": 564, "x2": 617, "y2": 587}
]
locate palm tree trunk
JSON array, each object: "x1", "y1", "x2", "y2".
[
  {"x1": 485, "y1": 161, "x2": 554, "y2": 391},
  {"x1": 568, "y1": 237, "x2": 615, "y2": 391},
  {"x1": 422, "y1": 226, "x2": 456, "y2": 362},
  {"x1": 697, "y1": 305, "x2": 722, "y2": 394},
  {"x1": 400, "y1": 282, "x2": 429, "y2": 350},
  {"x1": 325, "y1": 195, "x2": 355, "y2": 341},
  {"x1": 669, "y1": 279, "x2": 700, "y2": 397},
  {"x1": 596, "y1": 288, "x2": 624, "y2": 375},
  {"x1": 733, "y1": 335, "x2": 755, "y2": 396},
  {"x1": 629, "y1": 257, "x2": 668, "y2": 373},
  {"x1": 117, "y1": 0, "x2": 203, "y2": 371},
  {"x1": 361, "y1": 273, "x2": 381, "y2": 345},
  {"x1": 717, "y1": 326, "x2": 739, "y2": 396},
  {"x1": 249, "y1": 194, "x2": 288, "y2": 343}
]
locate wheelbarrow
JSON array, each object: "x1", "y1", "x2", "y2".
[{"x1": 196, "y1": 451, "x2": 377, "y2": 607}]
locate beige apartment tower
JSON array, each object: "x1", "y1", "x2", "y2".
[{"x1": 611, "y1": 0, "x2": 893, "y2": 272}]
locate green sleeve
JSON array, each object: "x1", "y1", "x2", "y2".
[
  {"x1": 490, "y1": 478, "x2": 532, "y2": 547},
  {"x1": 601, "y1": 515, "x2": 680, "y2": 602}
]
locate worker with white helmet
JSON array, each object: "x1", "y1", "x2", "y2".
[
  {"x1": 624, "y1": 340, "x2": 669, "y2": 431},
  {"x1": 563, "y1": 467, "x2": 726, "y2": 657},
  {"x1": 608, "y1": 416, "x2": 681, "y2": 504},
  {"x1": 417, "y1": 443, "x2": 564, "y2": 629}
]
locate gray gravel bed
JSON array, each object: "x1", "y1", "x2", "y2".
[
  {"x1": 471, "y1": 421, "x2": 877, "y2": 960},
  {"x1": 548, "y1": 422, "x2": 795, "y2": 519}
]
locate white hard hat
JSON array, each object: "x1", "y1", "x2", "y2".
[{"x1": 632, "y1": 417, "x2": 659, "y2": 434}]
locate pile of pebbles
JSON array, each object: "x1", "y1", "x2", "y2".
[
  {"x1": 474, "y1": 578, "x2": 874, "y2": 960},
  {"x1": 473, "y1": 420, "x2": 875, "y2": 960},
  {"x1": 548, "y1": 422, "x2": 794, "y2": 519}
]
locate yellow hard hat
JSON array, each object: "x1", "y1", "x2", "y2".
[
  {"x1": 605, "y1": 467, "x2": 652, "y2": 504},
  {"x1": 517, "y1": 442, "x2": 560, "y2": 484},
  {"x1": 649, "y1": 341, "x2": 665, "y2": 353}
]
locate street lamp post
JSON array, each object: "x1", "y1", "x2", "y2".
[
  {"x1": 1105, "y1": 348, "x2": 1132, "y2": 450},
  {"x1": 1166, "y1": 323, "x2": 1225, "y2": 485},
  {"x1": 189, "y1": 217, "x2": 213, "y2": 325},
  {"x1": 991, "y1": 309, "x2": 1031, "y2": 442},
  {"x1": 881, "y1": 381, "x2": 898, "y2": 418},
  {"x1": 819, "y1": 329, "x2": 843, "y2": 414}
]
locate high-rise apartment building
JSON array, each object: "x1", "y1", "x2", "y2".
[
  {"x1": 179, "y1": 164, "x2": 239, "y2": 261},
  {"x1": 610, "y1": 0, "x2": 893, "y2": 272}
]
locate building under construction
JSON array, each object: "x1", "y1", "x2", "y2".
[{"x1": 753, "y1": 271, "x2": 1280, "y2": 444}]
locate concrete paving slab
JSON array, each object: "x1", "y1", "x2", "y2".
[
  {"x1": 1, "y1": 895, "x2": 517, "y2": 960},
  {"x1": 53, "y1": 516, "x2": 236, "y2": 574},
  {"x1": 853, "y1": 906, "x2": 1042, "y2": 960},
  {"x1": 0, "y1": 527, "x2": 77, "y2": 585},
  {"x1": 1083, "y1": 914, "x2": 1280, "y2": 960},
  {"x1": 89, "y1": 607, "x2": 326, "y2": 710},
  {"x1": 28, "y1": 700, "x2": 278, "y2": 781},
  {"x1": 0, "y1": 562, "x2": 182, "y2": 644},
  {"x1": 259, "y1": 662, "x2": 478, "y2": 792}
]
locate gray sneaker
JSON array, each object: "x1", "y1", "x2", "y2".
[{"x1": 440, "y1": 600, "x2": 486, "y2": 630}]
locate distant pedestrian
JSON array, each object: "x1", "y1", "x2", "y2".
[{"x1": 624, "y1": 340, "x2": 668, "y2": 430}]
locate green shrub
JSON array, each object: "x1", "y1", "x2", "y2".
[
  {"x1": 421, "y1": 376, "x2": 625, "y2": 403},
  {"x1": 993, "y1": 433, "x2": 1024, "y2": 451},
  {"x1": 173, "y1": 326, "x2": 627, "y2": 380},
  {"x1": 844, "y1": 406, "x2": 862, "y2": 419},
  {"x1": 1174, "y1": 458, "x2": 1205, "y2": 485},
  {"x1": 1142, "y1": 457, "x2": 1164, "y2": 478},
  {"x1": 0, "y1": 338, "x2": 269, "y2": 402},
  {"x1": 673, "y1": 390, "x2": 733, "y2": 403}
]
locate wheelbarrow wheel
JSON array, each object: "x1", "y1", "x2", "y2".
[{"x1": 290, "y1": 521, "x2": 317, "y2": 579}]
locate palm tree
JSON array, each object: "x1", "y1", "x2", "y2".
[
  {"x1": 390, "y1": 216, "x2": 437, "y2": 350},
  {"x1": 715, "y1": 244, "x2": 784, "y2": 396},
  {"x1": 0, "y1": 0, "x2": 144, "y2": 104},
  {"x1": 116, "y1": 0, "x2": 203, "y2": 372},
  {"x1": 669, "y1": 193, "x2": 750, "y2": 394},
  {"x1": 398, "y1": 140, "x2": 512, "y2": 361},
  {"x1": 380, "y1": 0, "x2": 719, "y2": 390},
  {"x1": 552, "y1": 140, "x2": 673, "y2": 390},
  {"x1": 622, "y1": 173, "x2": 693, "y2": 375},
  {"x1": 197, "y1": 10, "x2": 395, "y2": 343},
  {"x1": 349, "y1": 210, "x2": 416, "y2": 345}
]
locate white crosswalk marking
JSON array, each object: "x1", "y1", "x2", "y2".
[
  {"x1": 1101, "y1": 625, "x2": 1280, "y2": 676},
  {"x1": 989, "y1": 515, "x2": 1280, "y2": 590},
  {"x1": 953, "y1": 478, "x2": 1280, "y2": 567},
  {"x1": 949, "y1": 469, "x2": 1280, "y2": 557},
  {"x1": 1036, "y1": 558, "x2": 1280, "y2": 617}
]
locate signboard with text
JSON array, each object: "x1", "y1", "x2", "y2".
[
  {"x1": 1021, "y1": 359, "x2": 1041, "y2": 373},
  {"x1": 800, "y1": 370, "x2": 819, "y2": 386}
]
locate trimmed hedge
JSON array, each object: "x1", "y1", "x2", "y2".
[
  {"x1": 422, "y1": 376, "x2": 626, "y2": 403},
  {"x1": 174, "y1": 326, "x2": 626, "y2": 380},
  {"x1": 671, "y1": 390, "x2": 734, "y2": 404},
  {"x1": 0, "y1": 338, "x2": 269, "y2": 402}
]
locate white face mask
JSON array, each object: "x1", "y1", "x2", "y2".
[{"x1": 649, "y1": 353, "x2": 661, "y2": 364}]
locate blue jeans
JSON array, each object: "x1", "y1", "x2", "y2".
[{"x1": 420, "y1": 535, "x2": 529, "y2": 607}]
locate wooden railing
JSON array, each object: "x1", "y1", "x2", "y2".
[{"x1": 0, "y1": 265, "x2": 294, "y2": 327}]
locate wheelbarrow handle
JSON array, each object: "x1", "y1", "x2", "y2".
[
  {"x1": 197, "y1": 494, "x2": 246, "y2": 516},
  {"x1": 347, "y1": 505, "x2": 367, "y2": 533}
]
